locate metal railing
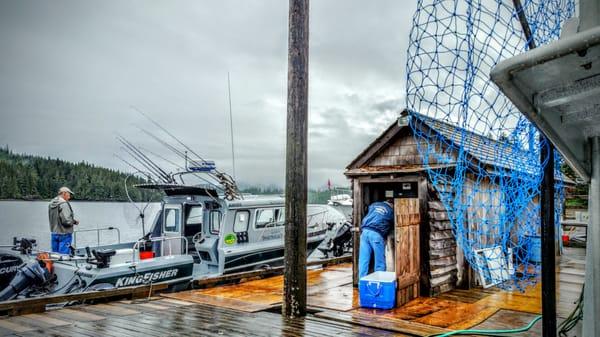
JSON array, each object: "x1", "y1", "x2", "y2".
[
  {"x1": 73, "y1": 227, "x2": 121, "y2": 248},
  {"x1": 131, "y1": 236, "x2": 188, "y2": 263}
]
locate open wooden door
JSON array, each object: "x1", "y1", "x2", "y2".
[{"x1": 394, "y1": 198, "x2": 420, "y2": 306}]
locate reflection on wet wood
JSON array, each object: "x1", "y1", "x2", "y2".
[
  {"x1": 0, "y1": 300, "x2": 403, "y2": 337},
  {"x1": 308, "y1": 284, "x2": 359, "y2": 311},
  {"x1": 163, "y1": 263, "x2": 355, "y2": 312},
  {"x1": 315, "y1": 310, "x2": 449, "y2": 336},
  {"x1": 473, "y1": 309, "x2": 543, "y2": 337}
]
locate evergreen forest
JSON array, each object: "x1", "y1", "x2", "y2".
[{"x1": 0, "y1": 147, "x2": 157, "y2": 201}]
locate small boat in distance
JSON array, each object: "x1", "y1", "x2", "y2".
[{"x1": 327, "y1": 193, "x2": 353, "y2": 206}]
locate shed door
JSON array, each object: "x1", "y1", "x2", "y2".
[{"x1": 394, "y1": 198, "x2": 420, "y2": 306}]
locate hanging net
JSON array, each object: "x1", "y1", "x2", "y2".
[{"x1": 405, "y1": 0, "x2": 574, "y2": 290}]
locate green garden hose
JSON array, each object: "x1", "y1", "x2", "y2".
[
  {"x1": 427, "y1": 315, "x2": 542, "y2": 337},
  {"x1": 427, "y1": 285, "x2": 585, "y2": 337},
  {"x1": 557, "y1": 285, "x2": 584, "y2": 337}
]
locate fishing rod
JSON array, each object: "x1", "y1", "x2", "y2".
[
  {"x1": 133, "y1": 106, "x2": 222, "y2": 174},
  {"x1": 137, "y1": 126, "x2": 223, "y2": 186},
  {"x1": 118, "y1": 147, "x2": 165, "y2": 182},
  {"x1": 132, "y1": 106, "x2": 242, "y2": 200},
  {"x1": 139, "y1": 145, "x2": 223, "y2": 188},
  {"x1": 117, "y1": 135, "x2": 174, "y2": 183},
  {"x1": 137, "y1": 126, "x2": 220, "y2": 180},
  {"x1": 114, "y1": 154, "x2": 156, "y2": 181},
  {"x1": 119, "y1": 142, "x2": 167, "y2": 183}
]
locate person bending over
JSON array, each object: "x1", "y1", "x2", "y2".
[{"x1": 358, "y1": 199, "x2": 394, "y2": 279}]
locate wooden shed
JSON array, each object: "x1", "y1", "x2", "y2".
[{"x1": 345, "y1": 109, "x2": 558, "y2": 305}]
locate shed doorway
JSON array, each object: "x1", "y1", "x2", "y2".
[{"x1": 354, "y1": 178, "x2": 426, "y2": 306}]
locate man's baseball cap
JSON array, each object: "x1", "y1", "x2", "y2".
[{"x1": 58, "y1": 187, "x2": 74, "y2": 195}]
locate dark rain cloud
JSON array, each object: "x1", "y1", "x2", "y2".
[{"x1": 0, "y1": 0, "x2": 417, "y2": 188}]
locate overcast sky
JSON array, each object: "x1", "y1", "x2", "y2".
[{"x1": 0, "y1": 1, "x2": 417, "y2": 188}]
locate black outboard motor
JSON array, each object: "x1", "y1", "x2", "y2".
[
  {"x1": 0, "y1": 253, "x2": 23, "y2": 291},
  {"x1": 0, "y1": 260, "x2": 49, "y2": 301},
  {"x1": 319, "y1": 221, "x2": 353, "y2": 258}
]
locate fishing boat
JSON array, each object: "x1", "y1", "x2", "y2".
[
  {"x1": 0, "y1": 121, "x2": 334, "y2": 301},
  {"x1": 0, "y1": 188, "x2": 331, "y2": 301}
]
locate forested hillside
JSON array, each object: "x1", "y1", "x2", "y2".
[{"x1": 0, "y1": 147, "x2": 156, "y2": 201}]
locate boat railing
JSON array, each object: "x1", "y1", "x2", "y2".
[
  {"x1": 131, "y1": 236, "x2": 188, "y2": 263},
  {"x1": 73, "y1": 227, "x2": 121, "y2": 248}
]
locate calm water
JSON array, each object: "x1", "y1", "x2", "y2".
[{"x1": 0, "y1": 200, "x2": 162, "y2": 250}]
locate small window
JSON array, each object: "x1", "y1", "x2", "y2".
[
  {"x1": 164, "y1": 207, "x2": 181, "y2": 233},
  {"x1": 186, "y1": 205, "x2": 203, "y2": 225},
  {"x1": 276, "y1": 208, "x2": 285, "y2": 226},
  {"x1": 209, "y1": 211, "x2": 221, "y2": 235},
  {"x1": 233, "y1": 210, "x2": 250, "y2": 233},
  {"x1": 255, "y1": 209, "x2": 276, "y2": 228}
]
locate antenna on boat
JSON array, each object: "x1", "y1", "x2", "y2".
[{"x1": 227, "y1": 72, "x2": 237, "y2": 180}]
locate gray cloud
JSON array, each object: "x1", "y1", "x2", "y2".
[{"x1": 0, "y1": 0, "x2": 417, "y2": 189}]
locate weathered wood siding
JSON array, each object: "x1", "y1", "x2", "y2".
[
  {"x1": 428, "y1": 197, "x2": 458, "y2": 295},
  {"x1": 367, "y1": 135, "x2": 455, "y2": 168}
]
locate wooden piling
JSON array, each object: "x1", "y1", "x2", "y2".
[{"x1": 283, "y1": 0, "x2": 309, "y2": 318}]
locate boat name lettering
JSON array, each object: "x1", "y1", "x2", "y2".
[
  {"x1": 114, "y1": 269, "x2": 179, "y2": 287},
  {"x1": 0, "y1": 265, "x2": 19, "y2": 274}
]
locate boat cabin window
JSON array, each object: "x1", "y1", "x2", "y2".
[
  {"x1": 233, "y1": 210, "x2": 250, "y2": 233},
  {"x1": 209, "y1": 210, "x2": 221, "y2": 235},
  {"x1": 255, "y1": 208, "x2": 285, "y2": 228},
  {"x1": 276, "y1": 208, "x2": 285, "y2": 226},
  {"x1": 186, "y1": 205, "x2": 203, "y2": 225},
  {"x1": 255, "y1": 209, "x2": 275, "y2": 228},
  {"x1": 184, "y1": 205, "x2": 203, "y2": 237},
  {"x1": 164, "y1": 206, "x2": 181, "y2": 233}
]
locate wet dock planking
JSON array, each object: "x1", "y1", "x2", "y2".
[
  {"x1": 0, "y1": 299, "x2": 405, "y2": 337},
  {"x1": 0, "y1": 247, "x2": 585, "y2": 336}
]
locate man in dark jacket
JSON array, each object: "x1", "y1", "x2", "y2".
[
  {"x1": 48, "y1": 187, "x2": 79, "y2": 254},
  {"x1": 358, "y1": 199, "x2": 394, "y2": 279}
]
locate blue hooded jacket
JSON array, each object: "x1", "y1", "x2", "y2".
[{"x1": 361, "y1": 201, "x2": 394, "y2": 238}]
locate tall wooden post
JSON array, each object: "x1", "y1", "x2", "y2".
[{"x1": 283, "y1": 0, "x2": 309, "y2": 318}]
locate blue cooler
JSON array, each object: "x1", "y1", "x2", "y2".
[{"x1": 359, "y1": 271, "x2": 397, "y2": 309}]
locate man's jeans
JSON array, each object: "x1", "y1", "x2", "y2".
[
  {"x1": 358, "y1": 228, "x2": 386, "y2": 279},
  {"x1": 51, "y1": 233, "x2": 72, "y2": 254}
]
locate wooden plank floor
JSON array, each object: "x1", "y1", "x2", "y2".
[
  {"x1": 0, "y1": 248, "x2": 585, "y2": 336},
  {"x1": 0, "y1": 298, "x2": 407, "y2": 337},
  {"x1": 163, "y1": 264, "x2": 358, "y2": 312}
]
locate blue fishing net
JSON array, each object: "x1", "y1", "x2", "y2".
[{"x1": 405, "y1": 0, "x2": 574, "y2": 290}]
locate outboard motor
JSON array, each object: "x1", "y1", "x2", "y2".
[
  {"x1": 331, "y1": 221, "x2": 353, "y2": 257},
  {"x1": 0, "y1": 253, "x2": 23, "y2": 291},
  {"x1": 0, "y1": 260, "x2": 49, "y2": 301},
  {"x1": 318, "y1": 221, "x2": 353, "y2": 258}
]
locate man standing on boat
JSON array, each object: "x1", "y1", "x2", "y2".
[
  {"x1": 358, "y1": 199, "x2": 394, "y2": 279},
  {"x1": 48, "y1": 187, "x2": 79, "y2": 254}
]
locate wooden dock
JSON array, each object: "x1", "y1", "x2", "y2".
[{"x1": 0, "y1": 247, "x2": 584, "y2": 336}]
